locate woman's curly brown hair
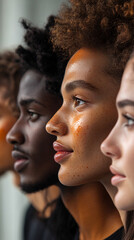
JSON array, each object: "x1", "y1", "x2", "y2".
[
  {"x1": 16, "y1": 16, "x2": 68, "y2": 95},
  {"x1": 0, "y1": 51, "x2": 23, "y2": 116},
  {"x1": 51, "y1": 0, "x2": 134, "y2": 79}
]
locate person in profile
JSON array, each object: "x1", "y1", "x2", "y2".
[
  {"x1": 101, "y1": 48, "x2": 134, "y2": 240},
  {"x1": 7, "y1": 16, "x2": 77, "y2": 240},
  {"x1": 0, "y1": 51, "x2": 22, "y2": 177},
  {"x1": 45, "y1": 0, "x2": 134, "y2": 239}
]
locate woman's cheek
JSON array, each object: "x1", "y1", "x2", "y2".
[
  {"x1": 123, "y1": 139, "x2": 134, "y2": 177},
  {"x1": 71, "y1": 115, "x2": 85, "y2": 136},
  {"x1": 71, "y1": 115, "x2": 90, "y2": 149}
]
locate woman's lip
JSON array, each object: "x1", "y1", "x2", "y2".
[
  {"x1": 54, "y1": 151, "x2": 72, "y2": 163},
  {"x1": 53, "y1": 141, "x2": 73, "y2": 152},
  {"x1": 53, "y1": 141, "x2": 73, "y2": 163},
  {"x1": 110, "y1": 165, "x2": 125, "y2": 176},
  {"x1": 110, "y1": 165, "x2": 126, "y2": 186}
]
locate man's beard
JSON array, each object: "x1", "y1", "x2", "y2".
[{"x1": 19, "y1": 174, "x2": 58, "y2": 193}]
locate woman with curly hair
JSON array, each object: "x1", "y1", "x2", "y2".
[
  {"x1": 46, "y1": 0, "x2": 134, "y2": 239},
  {"x1": 0, "y1": 51, "x2": 23, "y2": 175}
]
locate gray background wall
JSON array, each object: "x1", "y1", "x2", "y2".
[{"x1": 0, "y1": 1, "x2": 66, "y2": 240}]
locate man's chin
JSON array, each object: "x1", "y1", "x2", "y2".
[
  {"x1": 20, "y1": 182, "x2": 46, "y2": 193},
  {"x1": 19, "y1": 176, "x2": 59, "y2": 193}
]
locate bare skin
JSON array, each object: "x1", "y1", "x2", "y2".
[
  {"x1": 100, "y1": 174, "x2": 126, "y2": 226},
  {"x1": 6, "y1": 70, "x2": 62, "y2": 217},
  {"x1": 46, "y1": 48, "x2": 123, "y2": 239},
  {"x1": 61, "y1": 183, "x2": 122, "y2": 240},
  {"x1": 27, "y1": 185, "x2": 60, "y2": 217},
  {"x1": 13, "y1": 173, "x2": 60, "y2": 217},
  {"x1": 101, "y1": 57, "x2": 134, "y2": 223},
  {"x1": 7, "y1": 70, "x2": 61, "y2": 192}
]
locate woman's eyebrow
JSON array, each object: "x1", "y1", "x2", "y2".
[
  {"x1": 65, "y1": 80, "x2": 97, "y2": 92},
  {"x1": 117, "y1": 99, "x2": 134, "y2": 108}
]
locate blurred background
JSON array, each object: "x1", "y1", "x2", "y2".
[{"x1": 0, "y1": 0, "x2": 66, "y2": 239}]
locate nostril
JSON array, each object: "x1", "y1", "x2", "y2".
[
  {"x1": 100, "y1": 142, "x2": 108, "y2": 156},
  {"x1": 6, "y1": 133, "x2": 12, "y2": 144},
  {"x1": 46, "y1": 115, "x2": 68, "y2": 136},
  {"x1": 105, "y1": 151, "x2": 113, "y2": 157},
  {"x1": 6, "y1": 135, "x2": 17, "y2": 145},
  {"x1": 51, "y1": 130, "x2": 59, "y2": 135},
  {"x1": 10, "y1": 139, "x2": 18, "y2": 145},
  {"x1": 46, "y1": 122, "x2": 60, "y2": 136},
  {"x1": 46, "y1": 123, "x2": 52, "y2": 134},
  {"x1": 6, "y1": 131, "x2": 25, "y2": 145}
]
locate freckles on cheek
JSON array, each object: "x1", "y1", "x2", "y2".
[
  {"x1": 71, "y1": 117, "x2": 83, "y2": 137},
  {"x1": 74, "y1": 123, "x2": 82, "y2": 137},
  {"x1": 71, "y1": 117, "x2": 89, "y2": 149}
]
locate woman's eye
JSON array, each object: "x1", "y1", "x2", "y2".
[
  {"x1": 28, "y1": 111, "x2": 40, "y2": 121},
  {"x1": 123, "y1": 114, "x2": 134, "y2": 127},
  {"x1": 73, "y1": 96, "x2": 86, "y2": 107}
]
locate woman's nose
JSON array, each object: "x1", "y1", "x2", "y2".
[
  {"x1": 101, "y1": 129, "x2": 120, "y2": 160},
  {"x1": 46, "y1": 111, "x2": 68, "y2": 137},
  {"x1": 101, "y1": 139, "x2": 115, "y2": 158}
]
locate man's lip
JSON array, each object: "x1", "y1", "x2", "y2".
[
  {"x1": 12, "y1": 150, "x2": 29, "y2": 161},
  {"x1": 14, "y1": 159, "x2": 30, "y2": 172},
  {"x1": 53, "y1": 141, "x2": 73, "y2": 163},
  {"x1": 110, "y1": 165, "x2": 126, "y2": 186},
  {"x1": 12, "y1": 150, "x2": 29, "y2": 172},
  {"x1": 53, "y1": 141, "x2": 73, "y2": 152}
]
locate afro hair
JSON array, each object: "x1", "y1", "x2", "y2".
[
  {"x1": 16, "y1": 16, "x2": 68, "y2": 95},
  {"x1": 51, "y1": 0, "x2": 134, "y2": 79}
]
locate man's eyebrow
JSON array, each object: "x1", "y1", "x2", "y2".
[
  {"x1": 65, "y1": 80, "x2": 97, "y2": 92},
  {"x1": 117, "y1": 99, "x2": 134, "y2": 108},
  {"x1": 19, "y1": 99, "x2": 46, "y2": 108}
]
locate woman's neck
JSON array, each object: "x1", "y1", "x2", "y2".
[
  {"x1": 101, "y1": 174, "x2": 126, "y2": 226},
  {"x1": 61, "y1": 182, "x2": 123, "y2": 240}
]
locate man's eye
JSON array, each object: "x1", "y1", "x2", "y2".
[
  {"x1": 123, "y1": 114, "x2": 134, "y2": 127},
  {"x1": 73, "y1": 96, "x2": 86, "y2": 107},
  {"x1": 28, "y1": 111, "x2": 40, "y2": 121}
]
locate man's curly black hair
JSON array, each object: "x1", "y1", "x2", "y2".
[
  {"x1": 16, "y1": 15, "x2": 68, "y2": 95},
  {"x1": 0, "y1": 51, "x2": 23, "y2": 116},
  {"x1": 51, "y1": 0, "x2": 134, "y2": 79}
]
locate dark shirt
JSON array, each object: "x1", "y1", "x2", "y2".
[
  {"x1": 105, "y1": 227, "x2": 124, "y2": 240},
  {"x1": 23, "y1": 204, "x2": 55, "y2": 240},
  {"x1": 74, "y1": 227, "x2": 124, "y2": 240},
  {"x1": 24, "y1": 203, "x2": 78, "y2": 240}
]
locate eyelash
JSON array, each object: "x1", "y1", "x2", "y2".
[
  {"x1": 72, "y1": 96, "x2": 86, "y2": 107},
  {"x1": 123, "y1": 114, "x2": 134, "y2": 127},
  {"x1": 27, "y1": 110, "x2": 40, "y2": 122}
]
